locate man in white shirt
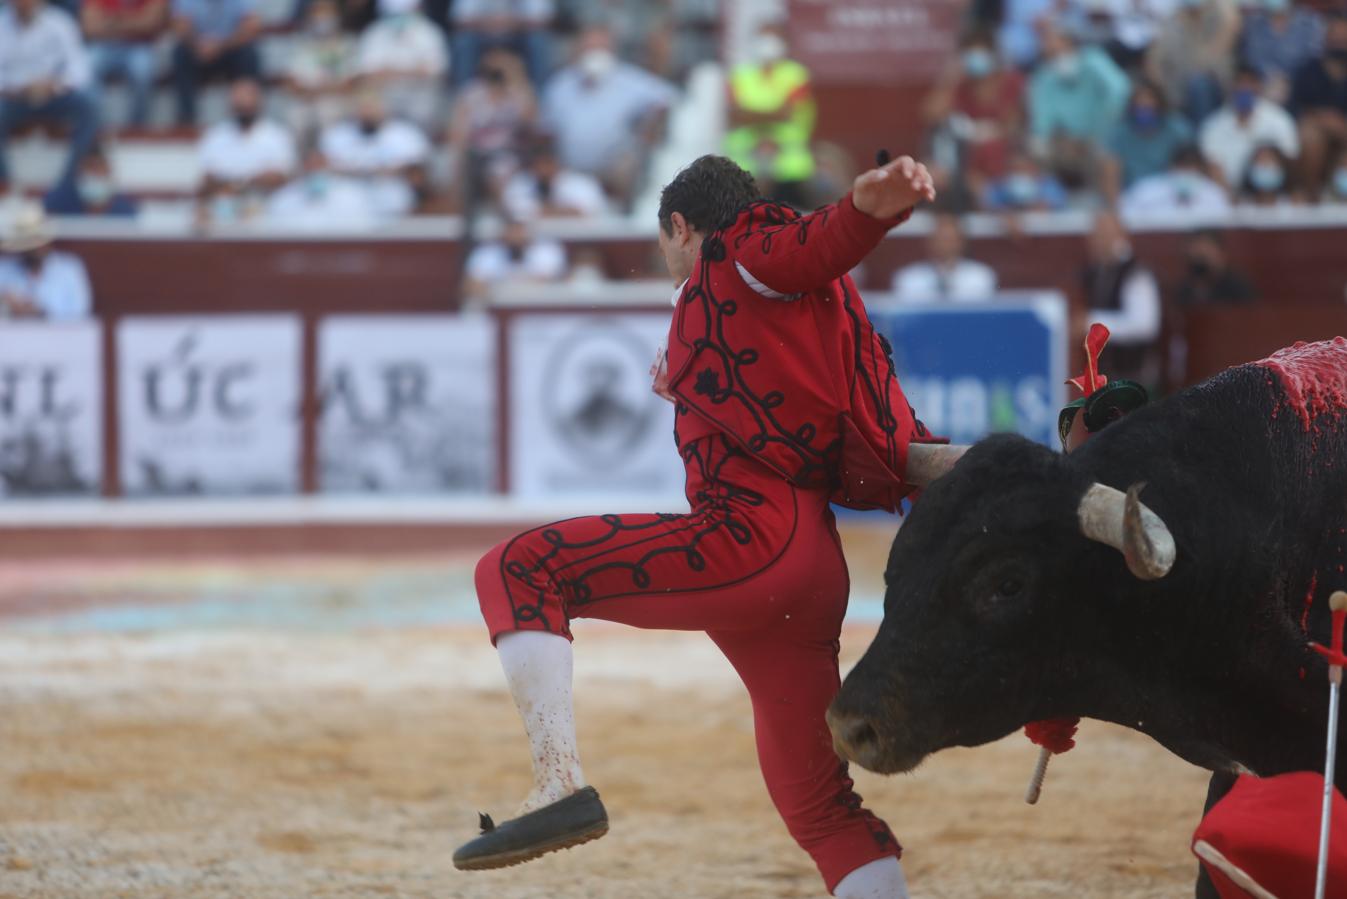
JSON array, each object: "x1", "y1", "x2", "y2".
[
  {"x1": 501, "y1": 138, "x2": 609, "y2": 220},
  {"x1": 357, "y1": 0, "x2": 449, "y2": 131},
  {"x1": 267, "y1": 149, "x2": 380, "y2": 229},
  {"x1": 319, "y1": 89, "x2": 429, "y2": 217},
  {"x1": 464, "y1": 219, "x2": 567, "y2": 304},
  {"x1": 541, "y1": 25, "x2": 677, "y2": 208},
  {"x1": 889, "y1": 213, "x2": 997, "y2": 305},
  {"x1": 197, "y1": 78, "x2": 298, "y2": 222},
  {"x1": 1081, "y1": 210, "x2": 1161, "y2": 385},
  {"x1": 0, "y1": 0, "x2": 100, "y2": 197},
  {"x1": 1199, "y1": 64, "x2": 1300, "y2": 185},
  {"x1": 1120, "y1": 143, "x2": 1232, "y2": 218},
  {"x1": 0, "y1": 204, "x2": 92, "y2": 321}
]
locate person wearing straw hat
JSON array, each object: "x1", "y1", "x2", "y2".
[{"x1": 0, "y1": 203, "x2": 92, "y2": 321}]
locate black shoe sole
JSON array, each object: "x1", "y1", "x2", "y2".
[{"x1": 452, "y1": 818, "x2": 609, "y2": 870}]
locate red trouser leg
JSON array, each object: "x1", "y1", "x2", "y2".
[{"x1": 475, "y1": 437, "x2": 901, "y2": 892}]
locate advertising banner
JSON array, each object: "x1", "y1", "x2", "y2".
[
  {"x1": 318, "y1": 315, "x2": 497, "y2": 493},
  {"x1": 870, "y1": 293, "x2": 1069, "y2": 447},
  {"x1": 508, "y1": 313, "x2": 686, "y2": 502},
  {"x1": 0, "y1": 321, "x2": 102, "y2": 497},
  {"x1": 118, "y1": 315, "x2": 302, "y2": 495}
]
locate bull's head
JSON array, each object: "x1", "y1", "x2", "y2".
[{"x1": 827, "y1": 435, "x2": 1176, "y2": 774}]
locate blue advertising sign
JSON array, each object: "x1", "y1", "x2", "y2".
[{"x1": 869, "y1": 292, "x2": 1069, "y2": 448}]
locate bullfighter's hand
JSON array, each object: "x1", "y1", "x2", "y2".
[{"x1": 852, "y1": 154, "x2": 936, "y2": 219}]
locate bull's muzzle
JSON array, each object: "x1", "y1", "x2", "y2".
[{"x1": 826, "y1": 706, "x2": 888, "y2": 772}]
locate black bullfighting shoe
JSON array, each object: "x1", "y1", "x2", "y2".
[{"x1": 452, "y1": 786, "x2": 609, "y2": 871}]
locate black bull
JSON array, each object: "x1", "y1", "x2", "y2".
[{"x1": 828, "y1": 348, "x2": 1347, "y2": 860}]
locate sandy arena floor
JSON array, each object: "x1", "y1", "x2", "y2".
[{"x1": 0, "y1": 622, "x2": 1213, "y2": 899}]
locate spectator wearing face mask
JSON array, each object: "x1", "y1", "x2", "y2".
[
  {"x1": 356, "y1": 0, "x2": 449, "y2": 131},
  {"x1": 501, "y1": 137, "x2": 608, "y2": 220},
  {"x1": 1290, "y1": 13, "x2": 1347, "y2": 199},
  {"x1": 1175, "y1": 229, "x2": 1256, "y2": 306},
  {"x1": 320, "y1": 88, "x2": 429, "y2": 217},
  {"x1": 1236, "y1": 142, "x2": 1299, "y2": 206},
  {"x1": 923, "y1": 32, "x2": 1023, "y2": 199},
  {"x1": 197, "y1": 78, "x2": 298, "y2": 223},
  {"x1": 43, "y1": 143, "x2": 139, "y2": 216},
  {"x1": 1319, "y1": 144, "x2": 1347, "y2": 204},
  {"x1": 1028, "y1": 21, "x2": 1130, "y2": 191},
  {"x1": 1241, "y1": 0, "x2": 1324, "y2": 105},
  {"x1": 169, "y1": 0, "x2": 261, "y2": 125},
  {"x1": 0, "y1": 204, "x2": 92, "y2": 321},
  {"x1": 463, "y1": 218, "x2": 567, "y2": 305},
  {"x1": 446, "y1": 46, "x2": 537, "y2": 214},
  {"x1": 1120, "y1": 143, "x2": 1232, "y2": 217},
  {"x1": 888, "y1": 213, "x2": 998, "y2": 305},
  {"x1": 1146, "y1": 0, "x2": 1242, "y2": 124},
  {"x1": 267, "y1": 147, "x2": 380, "y2": 228},
  {"x1": 1199, "y1": 64, "x2": 1298, "y2": 187},
  {"x1": 541, "y1": 24, "x2": 677, "y2": 210},
  {"x1": 449, "y1": 0, "x2": 554, "y2": 90},
  {"x1": 981, "y1": 147, "x2": 1069, "y2": 211},
  {"x1": 1081, "y1": 210, "x2": 1161, "y2": 386},
  {"x1": 724, "y1": 23, "x2": 816, "y2": 209},
  {"x1": 1102, "y1": 79, "x2": 1192, "y2": 202},
  {"x1": 284, "y1": 0, "x2": 358, "y2": 142}
]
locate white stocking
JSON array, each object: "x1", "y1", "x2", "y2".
[
  {"x1": 834, "y1": 856, "x2": 910, "y2": 899},
  {"x1": 496, "y1": 630, "x2": 586, "y2": 816}
]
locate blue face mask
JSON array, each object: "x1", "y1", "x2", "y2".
[
  {"x1": 1249, "y1": 161, "x2": 1285, "y2": 192},
  {"x1": 1333, "y1": 168, "x2": 1347, "y2": 197},
  {"x1": 1232, "y1": 87, "x2": 1258, "y2": 114},
  {"x1": 1131, "y1": 106, "x2": 1160, "y2": 129},
  {"x1": 963, "y1": 47, "x2": 996, "y2": 78},
  {"x1": 1005, "y1": 173, "x2": 1039, "y2": 205}
]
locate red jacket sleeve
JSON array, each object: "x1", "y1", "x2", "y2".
[{"x1": 732, "y1": 193, "x2": 911, "y2": 297}]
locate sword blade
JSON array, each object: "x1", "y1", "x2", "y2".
[{"x1": 1315, "y1": 673, "x2": 1342, "y2": 899}]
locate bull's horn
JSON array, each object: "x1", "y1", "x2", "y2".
[
  {"x1": 906, "y1": 443, "x2": 970, "y2": 486},
  {"x1": 1077, "y1": 482, "x2": 1176, "y2": 580}
]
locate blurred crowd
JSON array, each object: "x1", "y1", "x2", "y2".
[{"x1": 924, "y1": 0, "x2": 1347, "y2": 213}]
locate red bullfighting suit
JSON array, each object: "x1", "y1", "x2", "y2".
[{"x1": 477, "y1": 194, "x2": 929, "y2": 893}]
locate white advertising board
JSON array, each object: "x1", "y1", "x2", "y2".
[
  {"x1": 318, "y1": 314, "x2": 497, "y2": 493},
  {"x1": 0, "y1": 321, "x2": 102, "y2": 496},
  {"x1": 508, "y1": 313, "x2": 686, "y2": 503},
  {"x1": 117, "y1": 315, "x2": 302, "y2": 495}
]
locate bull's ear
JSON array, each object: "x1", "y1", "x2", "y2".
[
  {"x1": 1076, "y1": 482, "x2": 1176, "y2": 580},
  {"x1": 906, "y1": 443, "x2": 970, "y2": 486}
]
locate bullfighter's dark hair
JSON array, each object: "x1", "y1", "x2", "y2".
[{"x1": 658, "y1": 155, "x2": 761, "y2": 235}]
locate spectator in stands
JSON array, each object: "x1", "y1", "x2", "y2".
[
  {"x1": 170, "y1": 0, "x2": 261, "y2": 125},
  {"x1": 1028, "y1": 21, "x2": 1130, "y2": 190},
  {"x1": 1290, "y1": 13, "x2": 1347, "y2": 199},
  {"x1": 0, "y1": 204, "x2": 91, "y2": 321},
  {"x1": 0, "y1": 0, "x2": 100, "y2": 197},
  {"x1": 541, "y1": 24, "x2": 677, "y2": 210},
  {"x1": 1120, "y1": 143, "x2": 1232, "y2": 217},
  {"x1": 197, "y1": 78, "x2": 297, "y2": 223},
  {"x1": 501, "y1": 136, "x2": 608, "y2": 220},
  {"x1": 284, "y1": 0, "x2": 358, "y2": 142},
  {"x1": 922, "y1": 32, "x2": 1024, "y2": 200},
  {"x1": 83, "y1": 0, "x2": 169, "y2": 128},
  {"x1": 446, "y1": 46, "x2": 537, "y2": 215},
  {"x1": 1199, "y1": 64, "x2": 1298, "y2": 187},
  {"x1": 463, "y1": 217, "x2": 567, "y2": 305},
  {"x1": 1102, "y1": 78, "x2": 1192, "y2": 201},
  {"x1": 321, "y1": 88, "x2": 429, "y2": 216},
  {"x1": 1175, "y1": 229, "x2": 1256, "y2": 305},
  {"x1": 1241, "y1": 0, "x2": 1324, "y2": 104},
  {"x1": 1321, "y1": 144, "x2": 1347, "y2": 203},
  {"x1": 44, "y1": 143, "x2": 139, "y2": 215},
  {"x1": 1075, "y1": 0, "x2": 1174, "y2": 71},
  {"x1": 1146, "y1": 0, "x2": 1241, "y2": 124},
  {"x1": 449, "y1": 0, "x2": 554, "y2": 90},
  {"x1": 1235, "y1": 142, "x2": 1300, "y2": 206},
  {"x1": 998, "y1": 0, "x2": 1053, "y2": 70},
  {"x1": 981, "y1": 147, "x2": 1069, "y2": 211},
  {"x1": 889, "y1": 213, "x2": 998, "y2": 305},
  {"x1": 267, "y1": 147, "x2": 380, "y2": 227},
  {"x1": 1081, "y1": 210, "x2": 1161, "y2": 385},
  {"x1": 724, "y1": 22, "x2": 816, "y2": 209},
  {"x1": 355, "y1": 0, "x2": 449, "y2": 132}
]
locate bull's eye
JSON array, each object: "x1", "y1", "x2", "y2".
[{"x1": 995, "y1": 577, "x2": 1024, "y2": 600}]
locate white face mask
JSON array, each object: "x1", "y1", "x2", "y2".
[
  {"x1": 1053, "y1": 52, "x2": 1081, "y2": 79},
  {"x1": 753, "y1": 33, "x2": 787, "y2": 64},
  {"x1": 579, "y1": 48, "x2": 616, "y2": 81}
]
